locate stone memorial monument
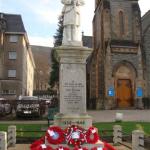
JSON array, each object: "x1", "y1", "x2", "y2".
[{"x1": 54, "y1": 0, "x2": 92, "y2": 129}]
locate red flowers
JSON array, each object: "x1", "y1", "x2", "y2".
[
  {"x1": 46, "y1": 126, "x2": 65, "y2": 145},
  {"x1": 30, "y1": 125, "x2": 117, "y2": 150},
  {"x1": 30, "y1": 137, "x2": 45, "y2": 149},
  {"x1": 85, "y1": 127, "x2": 99, "y2": 144},
  {"x1": 65, "y1": 125, "x2": 86, "y2": 147},
  {"x1": 73, "y1": 147, "x2": 88, "y2": 150},
  {"x1": 56, "y1": 146, "x2": 70, "y2": 150}
]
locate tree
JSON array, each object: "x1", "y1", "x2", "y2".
[
  {"x1": 53, "y1": 15, "x2": 64, "y2": 47},
  {"x1": 49, "y1": 14, "x2": 63, "y2": 88}
]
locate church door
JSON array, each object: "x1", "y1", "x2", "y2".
[{"x1": 116, "y1": 79, "x2": 133, "y2": 108}]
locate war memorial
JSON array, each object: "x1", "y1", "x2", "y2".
[{"x1": 30, "y1": 0, "x2": 116, "y2": 149}]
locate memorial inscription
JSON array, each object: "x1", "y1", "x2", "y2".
[
  {"x1": 63, "y1": 81, "x2": 84, "y2": 113},
  {"x1": 60, "y1": 63, "x2": 86, "y2": 114}
]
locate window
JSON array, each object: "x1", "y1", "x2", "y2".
[
  {"x1": 9, "y1": 51, "x2": 17, "y2": 60},
  {"x1": 9, "y1": 90, "x2": 16, "y2": 94},
  {"x1": 119, "y1": 11, "x2": 124, "y2": 36},
  {"x1": 2, "y1": 90, "x2": 9, "y2": 94},
  {"x1": 9, "y1": 35, "x2": 18, "y2": 42},
  {"x1": 8, "y1": 70, "x2": 16, "y2": 78},
  {"x1": 1, "y1": 90, "x2": 16, "y2": 95}
]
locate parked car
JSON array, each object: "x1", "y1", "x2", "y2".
[
  {"x1": 0, "y1": 98, "x2": 12, "y2": 116},
  {"x1": 16, "y1": 96, "x2": 42, "y2": 118}
]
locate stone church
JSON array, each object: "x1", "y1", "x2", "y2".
[{"x1": 87, "y1": 0, "x2": 147, "y2": 109}]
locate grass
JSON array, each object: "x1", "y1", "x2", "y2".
[
  {"x1": 0, "y1": 122, "x2": 149, "y2": 137},
  {"x1": 93, "y1": 122, "x2": 150, "y2": 136},
  {"x1": 0, "y1": 124, "x2": 48, "y2": 138}
]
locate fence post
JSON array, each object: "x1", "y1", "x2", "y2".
[
  {"x1": 113, "y1": 125, "x2": 122, "y2": 144},
  {"x1": 132, "y1": 130, "x2": 144, "y2": 150},
  {"x1": 7, "y1": 125, "x2": 16, "y2": 147},
  {"x1": 0, "y1": 131, "x2": 7, "y2": 150}
]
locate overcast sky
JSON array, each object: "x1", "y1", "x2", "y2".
[{"x1": 0, "y1": 0, "x2": 149, "y2": 47}]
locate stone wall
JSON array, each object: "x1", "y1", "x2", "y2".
[{"x1": 142, "y1": 11, "x2": 150, "y2": 97}]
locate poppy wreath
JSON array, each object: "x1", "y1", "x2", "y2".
[
  {"x1": 73, "y1": 147, "x2": 88, "y2": 150},
  {"x1": 65, "y1": 125, "x2": 86, "y2": 147},
  {"x1": 56, "y1": 146, "x2": 70, "y2": 150},
  {"x1": 85, "y1": 127, "x2": 99, "y2": 144},
  {"x1": 30, "y1": 137, "x2": 45, "y2": 149},
  {"x1": 46, "y1": 126, "x2": 65, "y2": 145}
]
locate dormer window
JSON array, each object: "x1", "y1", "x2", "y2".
[{"x1": 9, "y1": 35, "x2": 18, "y2": 43}]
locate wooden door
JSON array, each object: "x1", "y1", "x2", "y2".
[{"x1": 116, "y1": 79, "x2": 133, "y2": 108}]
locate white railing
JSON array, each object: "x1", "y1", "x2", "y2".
[
  {"x1": 0, "y1": 126, "x2": 16, "y2": 150},
  {"x1": 113, "y1": 125, "x2": 145, "y2": 150}
]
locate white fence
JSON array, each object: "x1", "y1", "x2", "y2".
[
  {"x1": 113, "y1": 125, "x2": 145, "y2": 150},
  {"x1": 0, "y1": 126, "x2": 16, "y2": 150}
]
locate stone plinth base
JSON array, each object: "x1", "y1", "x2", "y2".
[
  {"x1": 54, "y1": 113, "x2": 92, "y2": 129},
  {"x1": 62, "y1": 41, "x2": 82, "y2": 47}
]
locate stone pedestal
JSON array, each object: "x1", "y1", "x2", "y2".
[
  {"x1": 54, "y1": 113, "x2": 92, "y2": 129},
  {"x1": 54, "y1": 45, "x2": 92, "y2": 129},
  {"x1": 46, "y1": 140, "x2": 104, "y2": 150}
]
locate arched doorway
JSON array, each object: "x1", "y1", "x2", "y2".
[{"x1": 113, "y1": 62, "x2": 136, "y2": 108}]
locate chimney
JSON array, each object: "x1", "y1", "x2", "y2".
[{"x1": 0, "y1": 13, "x2": 4, "y2": 19}]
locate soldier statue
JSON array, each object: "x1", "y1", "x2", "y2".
[{"x1": 61, "y1": 0, "x2": 84, "y2": 45}]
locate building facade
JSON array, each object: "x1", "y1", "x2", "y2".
[
  {"x1": 0, "y1": 13, "x2": 35, "y2": 99},
  {"x1": 142, "y1": 10, "x2": 150, "y2": 99},
  {"x1": 26, "y1": 47, "x2": 35, "y2": 96},
  {"x1": 88, "y1": 0, "x2": 145, "y2": 109}
]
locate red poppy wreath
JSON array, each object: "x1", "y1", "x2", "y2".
[
  {"x1": 73, "y1": 147, "x2": 88, "y2": 150},
  {"x1": 46, "y1": 126, "x2": 65, "y2": 145},
  {"x1": 85, "y1": 127, "x2": 99, "y2": 144},
  {"x1": 65, "y1": 125, "x2": 86, "y2": 147},
  {"x1": 56, "y1": 146, "x2": 70, "y2": 150}
]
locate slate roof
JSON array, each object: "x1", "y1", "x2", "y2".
[
  {"x1": 82, "y1": 35, "x2": 93, "y2": 48},
  {"x1": 142, "y1": 10, "x2": 150, "y2": 34},
  {"x1": 0, "y1": 12, "x2": 26, "y2": 33}
]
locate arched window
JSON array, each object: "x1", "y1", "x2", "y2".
[{"x1": 119, "y1": 11, "x2": 124, "y2": 36}]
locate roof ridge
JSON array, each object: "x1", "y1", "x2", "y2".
[
  {"x1": 142, "y1": 10, "x2": 150, "y2": 20},
  {"x1": 0, "y1": 12, "x2": 21, "y2": 17}
]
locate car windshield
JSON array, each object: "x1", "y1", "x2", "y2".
[
  {"x1": 17, "y1": 96, "x2": 39, "y2": 104},
  {"x1": 17, "y1": 100, "x2": 39, "y2": 104},
  {"x1": 19, "y1": 96, "x2": 38, "y2": 100}
]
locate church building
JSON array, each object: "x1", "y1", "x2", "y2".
[{"x1": 87, "y1": 0, "x2": 145, "y2": 109}]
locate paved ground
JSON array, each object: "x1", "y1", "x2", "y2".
[
  {"x1": 88, "y1": 110, "x2": 150, "y2": 122},
  {"x1": 1, "y1": 110, "x2": 150, "y2": 124}
]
